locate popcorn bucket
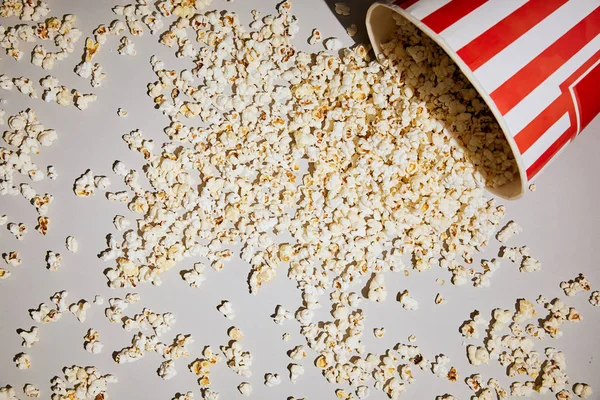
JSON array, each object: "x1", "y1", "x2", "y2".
[{"x1": 366, "y1": 0, "x2": 600, "y2": 199}]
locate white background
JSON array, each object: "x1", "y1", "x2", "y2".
[{"x1": 1, "y1": 0, "x2": 599, "y2": 399}]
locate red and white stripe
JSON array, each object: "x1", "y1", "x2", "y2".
[{"x1": 393, "y1": 0, "x2": 600, "y2": 181}]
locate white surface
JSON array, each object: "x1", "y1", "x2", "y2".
[{"x1": 1, "y1": 1, "x2": 599, "y2": 399}]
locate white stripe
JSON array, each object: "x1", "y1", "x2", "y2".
[
  {"x1": 504, "y1": 34, "x2": 600, "y2": 135},
  {"x1": 522, "y1": 113, "x2": 570, "y2": 168},
  {"x1": 528, "y1": 138, "x2": 570, "y2": 181},
  {"x1": 406, "y1": 0, "x2": 451, "y2": 20},
  {"x1": 440, "y1": 0, "x2": 528, "y2": 51},
  {"x1": 474, "y1": 0, "x2": 598, "y2": 93}
]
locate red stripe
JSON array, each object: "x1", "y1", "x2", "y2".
[
  {"x1": 457, "y1": 0, "x2": 568, "y2": 71},
  {"x1": 491, "y1": 7, "x2": 600, "y2": 115},
  {"x1": 526, "y1": 125, "x2": 574, "y2": 179},
  {"x1": 396, "y1": 0, "x2": 420, "y2": 10},
  {"x1": 421, "y1": 0, "x2": 488, "y2": 34},
  {"x1": 515, "y1": 49, "x2": 600, "y2": 153},
  {"x1": 572, "y1": 61, "x2": 600, "y2": 132},
  {"x1": 515, "y1": 94, "x2": 571, "y2": 154}
]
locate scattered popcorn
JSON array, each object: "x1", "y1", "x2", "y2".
[
  {"x1": 217, "y1": 300, "x2": 235, "y2": 319},
  {"x1": 466, "y1": 345, "x2": 489, "y2": 366},
  {"x1": 14, "y1": 352, "x2": 31, "y2": 369},
  {"x1": 228, "y1": 327, "x2": 244, "y2": 341},
  {"x1": 23, "y1": 384, "x2": 40, "y2": 398},
  {"x1": 282, "y1": 333, "x2": 291, "y2": 341},
  {"x1": 0, "y1": 386, "x2": 18, "y2": 400},
  {"x1": 289, "y1": 363, "x2": 305, "y2": 383},
  {"x1": 560, "y1": 274, "x2": 591, "y2": 296},
  {"x1": 272, "y1": 305, "x2": 293, "y2": 324},
  {"x1": 69, "y1": 300, "x2": 91, "y2": 322},
  {"x1": 30, "y1": 303, "x2": 61, "y2": 323},
  {"x1": 399, "y1": 290, "x2": 418, "y2": 311},
  {"x1": 118, "y1": 36, "x2": 136, "y2": 56},
  {"x1": 74, "y1": 170, "x2": 95, "y2": 197},
  {"x1": 324, "y1": 37, "x2": 343, "y2": 51},
  {"x1": 520, "y1": 256, "x2": 541, "y2": 273},
  {"x1": 288, "y1": 345, "x2": 306, "y2": 360},
  {"x1": 158, "y1": 360, "x2": 177, "y2": 379},
  {"x1": 84, "y1": 329, "x2": 103, "y2": 354},
  {"x1": 434, "y1": 293, "x2": 446, "y2": 305},
  {"x1": 66, "y1": 236, "x2": 78, "y2": 253},
  {"x1": 3, "y1": 251, "x2": 21, "y2": 267},
  {"x1": 50, "y1": 365, "x2": 117, "y2": 398},
  {"x1": 50, "y1": 290, "x2": 69, "y2": 311},
  {"x1": 238, "y1": 382, "x2": 252, "y2": 396},
  {"x1": 7, "y1": 222, "x2": 27, "y2": 240},
  {"x1": 367, "y1": 274, "x2": 387, "y2": 302},
  {"x1": 334, "y1": 2, "x2": 350, "y2": 16},
  {"x1": 528, "y1": 184, "x2": 536, "y2": 192},
  {"x1": 182, "y1": 263, "x2": 206, "y2": 287},
  {"x1": 117, "y1": 108, "x2": 128, "y2": 117},
  {"x1": 496, "y1": 221, "x2": 522, "y2": 243},
  {"x1": 173, "y1": 391, "x2": 195, "y2": 400},
  {"x1": 408, "y1": 335, "x2": 417, "y2": 343},
  {"x1": 374, "y1": 327, "x2": 385, "y2": 338},
  {"x1": 573, "y1": 383, "x2": 593, "y2": 398},
  {"x1": 308, "y1": 28, "x2": 322, "y2": 45},
  {"x1": 94, "y1": 295, "x2": 105, "y2": 305},
  {"x1": 589, "y1": 291, "x2": 599, "y2": 306},
  {"x1": 264, "y1": 373, "x2": 281, "y2": 387},
  {"x1": 18, "y1": 327, "x2": 39, "y2": 348}
]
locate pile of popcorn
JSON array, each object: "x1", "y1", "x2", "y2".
[{"x1": 0, "y1": 0, "x2": 596, "y2": 399}]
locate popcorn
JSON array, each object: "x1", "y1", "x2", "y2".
[
  {"x1": 528, "y1": 184, "x2": 536, "y2": 192},
  {"x1": 46, "y1": 251, "x2": 62, "y2": 270},
  {"x1": 217, "y1": 300, "x2": 235, "y2": 319},
  {"x1": 50, "y1": 290, "x2": 69, "y2": 311},
  {"x1": 434, "y1": 293, "x2": 446, "y2": 305},
  {"x1": 69, "y1": 299, "x2": 91, "y2": 322},
  {"x1": 520, "y1": 256, "x2": 541, "y2": 273},
  {"x1": 84, "y1": 329, "x2": 103, "y2": 354},
  {"x1": 3, "y1": 251, "x2": 21, "y2": 267},
  {"x1": 173, "y1": 392, "x2": 195, "y2": 400},
  {"x1": 18, "y1": 327, "x2": 39, "y2": 347},
  {"x1": 367, "y1": 273, "x2": 387, "y2": 302},
  {"x1": 589, "y1": 291, "x2": 599, "y2": 306},
  {"x1": 288, "y1": 363, "x2": 304, "y2": 383},
  {"x1": 228, "y1": 327, "x2": 244, "y2": 341},
  {"x1": 282, "y1": 333, "x2": 291, "y2": 341},
  {"x1": 238, "y1": 382, "x2": 252, "y2": 396},
  {"x1": 94, "y1": 295, "x2": 104, "y2": 305},
  {"x1": 513, "y1": 299, "x2": 536, "y2": 323},
  {"x1": 158, "y1": 360, "x2": 177, "y2": 379},
  {"x1": 117, "y1": 108, "x2": 128, "y2": 117},
  {"x1": 74, "y1": 170, "x2": 95, "y2": 197},
  {"x1": 374, "y1": 327, "x2": 385, "y2": 338},
  {"x1": 50, "y1": 365, "x2": 117, "y2": 399},
  {"x1": 220, "y1": 340, "x2": 252, "y2": 378},
  {"x1": 30, "y1": 303, "x2": 62, "y2": 323},
  {"x1": 182, "y1": 263, "x2": 206, "y2": 287},
  {"x1": 113, "y1": 215, "x2": 131, "y2": 231},
  {"x1": 73, "y1": 92, "x2": 97, "y2": 110},
  {"x1": 308, "y1": 28, "x2": 321, "y2": 45},
  {"x1": 466, "y1": 345, "x2": 489, "y2": 366},
  {"x1": 496, "y1": 221, "x2": 522, "y2": 243},
  {"x1": 272, "y1": 305, "x2": 293, "y2": 324},
  {"x1": 118, "y1": 37, "x2": 136, "y2": 56},
  {"x1": 14, "y1": 352, "x2": 31, "y2": 369},
  {"x1": 399, "y1": 290, "x2": 418, "y2": 311},
  {"x1": 334, "y1": 3, "x2": 351, "y2": 16},
  {"x1": 560, "y1": 274, "x2": 591, "y2": 296},
  {"x1": 324, "y1": 37, "x2": 343, "y2": 51},
  {"x1": 573, "y1": 383, "x2": 593, "y2": 398},
  {"x1": 23, "y1": 384, "x2": 40, "y2": 398},
  {"x1": 94, "y1": 176, "x2": 111, "y2": 190},
  {"x1": 288, "y1": 345, "x2": 306, "y2": 360},
  {"x1": 346, "y1": 24, "x2": 358, "y2": 37},
  {"x1": 0, "y1": 385, "x2": 18, "y2": 400},
  {"x1": 264, "y1": 373, "x2": 281, "y2": 387},
  {"x1": 7, "y1": 222, "x2": 27, "y2": 240},
  {"x1": 66, "y1": 236, "x2": 78, "y2": 252}
]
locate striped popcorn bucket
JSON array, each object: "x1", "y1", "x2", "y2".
[{"x1": 366, "y1": 0, "x2": 600, "y2": 199}]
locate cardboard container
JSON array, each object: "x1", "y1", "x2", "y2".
[{"x1": 366, "y1": 0, "x2": 600, "y2": 199}]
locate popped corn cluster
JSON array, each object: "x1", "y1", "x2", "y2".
[
  {"x1": 1, "y1": 1, "x2": 596, "y2": 399},
  {"x1": 460, "y1": 293, "x2": 587, "y2": 398}
]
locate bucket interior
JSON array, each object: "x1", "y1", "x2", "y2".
[{"x1": 366, "y1": 4, "x2": 525, "y2": 200}]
